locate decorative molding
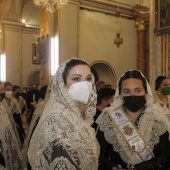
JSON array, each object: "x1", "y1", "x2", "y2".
[
  {"x1": 70, "y1": 0, "x2": 134, "y2": 19},
  {"x1": 2, "y1": 20, "x2": 40, "y2": 34}
]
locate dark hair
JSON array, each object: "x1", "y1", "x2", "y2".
[
  {"x1": 97, "y1": 88, "x2": 115, "y2": 105},
  {"x1": 118, "y1": 70, "x2": 147, "y2": 94},
  {"x1": 40, "y1": 85, "x2": 48, "y2": 100},
  {"x1": 3, "y1": 82, "x2": 12, "y2": 89},
  {"x1": 13, "y1": 85, "x2": 20, "y2": 92},
  {"x1": 155, "y1": 76, "x2": 169, "y2": 91},
  {"x1": 62, "y1": 59, "x2": 90, "y2": 85},
  {"x1": 95, "y1": 81, "x2": 105, "y2": 90},
  {"x1": 105, "y1": 84, "x2": 112, "y2": 88}
]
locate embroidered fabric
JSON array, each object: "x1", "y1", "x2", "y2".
[
  {"x1": 97, "y1": 70, "x2": 170, "y2": 165},
  {"x1": 153, "y1": 91, "x2": 170, "y2": 120},
  {"x1": 0, "y1": 103, "x2": 23, "y2": 169},
  {"x1": 28, "y1": 58, "x2": 100, "y2": 170},
  {"x1": 1, "y1": 98, "x2": 22, "y2": 149},
  {"x1": 22, "y1": 83, "x2": 51, "y2": 168}
]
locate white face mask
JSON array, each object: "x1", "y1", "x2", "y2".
[
  {"x1": 5, "y1": 91, "x2": 12, "y2": 98},
  {"x1": 68, "y1": 81, "x2": 92, "y2": 104}
]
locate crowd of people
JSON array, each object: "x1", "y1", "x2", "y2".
[{"x1": 0, "y1": 58, "x2": 170, "y2": 170}]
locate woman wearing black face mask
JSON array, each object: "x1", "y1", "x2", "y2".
[{"x1": 96, "y1": 70, "x2": 170, "y2": 170}]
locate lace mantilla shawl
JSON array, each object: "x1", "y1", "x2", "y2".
[
  {"x1": 28, "y1": 58, "x2": 100, "y2": 170},
  {"x1": 23, "y1": 82, "x2": 52, "y2": 168},
  {"x1": 0, "y1": 103, "x2": 23, "y2": 170},
  {"x1": 97, "y1": 70, "x2": 170, "y2": 165},
  {"x1": 1, "y1": 98, "x2": 22, "y2": 149},
  {"x1": 153, "y1": 92, "x2": 170, "y2": 118}
]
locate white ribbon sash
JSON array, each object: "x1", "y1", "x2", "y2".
[{"x1": 110, "y1": 109, "x2": 154, "y2": 162}]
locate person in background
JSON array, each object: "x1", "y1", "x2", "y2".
[
  {"x1": 105, "y1": 84, "x2": 112, "y2": 88},
  {"x1": 95, "y1": 80, "x2": 105, "y2": 92},
  {"x1": 21, "y1": 87, "x2": 27, "y2": 101},
  {"x1": 92, "y1": 88, "x2": 115, "y2": 131},
  {"x1": 153, "y1": 76, "x2": 170, "y2": 120},
  {"x1": 38, "y1": 85, "x2": 48, "y2": 102},
  {"x1": 2, "y1": 82, "x2": 25, "y2": 147},
  {"x1": 96, "y1": 70, "x2": 170, "y2": 170},
  {"x1": 13, "y1": 85, "x2": 28, "y2": 134},
  {"x1": 23, "y1": 84, "x2": 50, "y2": 170},
  {"x1": 26, "y1": 84, "x2": 40, "y2": 124},
  {"x1": 0, "y1": 81, "x2": 23, "y2": 169},
  {"x1": 28, "y1": 58, "x2": 100, "y2": 170},
  {"x1": 13, "y1": 85, "x2": 27, "y2": 114},
  {"x1": 26, "y1": 84, "x2": 40, "y2": 110}
]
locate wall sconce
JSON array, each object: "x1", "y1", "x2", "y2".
[
  {"x1": 114, "y1": 2, "x2": 123, "y2": 48},
  {"x1": 0, "y1": 54, "x2": 6, "y2": 82},
  {"x1": 114, "y1": 33, "x2": 123, "y2": 47}
]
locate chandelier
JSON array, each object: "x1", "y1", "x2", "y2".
[{"x1": 33, "y1": 0, "x2": 69, "y2": 13}]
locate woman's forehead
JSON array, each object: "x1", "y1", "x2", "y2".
[
  {"x1": 68, "y1": 65, "x2": 91, "y2": 75},
  {"x1": 121, "y1": 78, "x2": 144, "y2": 88}
]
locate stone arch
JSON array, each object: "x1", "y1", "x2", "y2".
[
  {"x1": 90, "y1": 60, "x2": 117, "y2": 89},
  {"x1": 26, "y1": 69, "x2": 40, "y2": 87}
]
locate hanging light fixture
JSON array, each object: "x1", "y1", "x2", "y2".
[
  {"x1": 114, "y1": 2, "x2": 123, "y2": 48},
  {"x1": 33, "y1": 0, "x2": 69, "y2": 13}
]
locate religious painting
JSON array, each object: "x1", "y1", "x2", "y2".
[
  {"x1": 32, "y1": 44, "x2": 40, "y2": 64},
  {"x1": 155, "y1": 0, "x2": 170, "y2": 35}
]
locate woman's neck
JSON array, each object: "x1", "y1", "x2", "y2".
[
  {"x1": 158, "y1": 93, "x2": 168, "y2": 106},
  {"x1": 125, "y1": 108, "x2": 142, "y2": 122}
]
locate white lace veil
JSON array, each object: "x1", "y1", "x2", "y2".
[
  {"x1": 111, "y1": 70, "x2": 153, "y2": 113},
  {"x1": 49, "y1": 58, "x2": 97, "y2": 125},
  {"x1": 28, "y1": 58, "x2": 99, "y2": 169},
  {"x1": 0, "y1": 103, "x2": 23, "y2": 169},
  {"x1": 96, "y1": 70, "x2": 170, "y2": 165},
  {"x1": 97, "y1": 70, "x2": 153, "y2": 125}
]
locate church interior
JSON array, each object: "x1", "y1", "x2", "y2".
[{"x1": 0, "y1": 0, "x2": 169, "y2": 89}]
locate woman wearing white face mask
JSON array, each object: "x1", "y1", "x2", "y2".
[
  {"x1": 2, "y1": 82, "x2": 25, "y2": 148},
  {"x1": 28, "y1": 58, "x2": 100, "y2": 170}
]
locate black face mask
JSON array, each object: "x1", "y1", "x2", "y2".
[
  {"x1": 123, "y1": 96, "x2": 146, "y2": 112},
  {"x1": 15, "y1": 92, "x2": 20, "y2": 98},
  {"x1": 0, "y1": 93, "x2": 5, "y2": 101}
]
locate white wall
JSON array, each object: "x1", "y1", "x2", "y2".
[
  {"x1": 59, "y1": 4, "x2": 78, "y2": 63},
  {"x1": 22, "y1": 32, "x2": 40, "y2": 87},
  {"x1": 21, "y1": 0, "x2": 40, "y2": 26},
  {"x1": 78, "y1": 10, "x2": 137, "y2": 81}
]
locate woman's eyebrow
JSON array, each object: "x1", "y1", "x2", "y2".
[{"x1": 71, "y1": 74, "x2": 82, "y2": 77}]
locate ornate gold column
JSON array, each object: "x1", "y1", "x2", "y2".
[{"x1": 134, "y1": 5, "x2": 149, "y2": 78}]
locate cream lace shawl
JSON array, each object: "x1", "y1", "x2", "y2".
[
  {"x1": 0, "y1": 103, "x2": 23, "y2": 169},
  {"x1": 153, "y1": 91, "x2": 170, "y2": 120},
  {"x1": 28, "y1": 58, "x2": 100, "y2": 170},
  {"x1": 22, "y1": 84, "x2": 51, "y2": 168},
  {"x1": 1, "y1": 98, "x2": 22, "y2": 149},
  {"x1": 97, "y1": 71, "x2": 170, "y2": 165}
]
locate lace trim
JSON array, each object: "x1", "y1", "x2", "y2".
[
  {"x1": 99, "y1": 107, "x2": 168, "y2": 165},
  {"x1": 50, "y1": 156, "x2": 77, "y2": 170},
  {"x1": 98, "y1": 71, "x2": 169, "y2": 165},
  {"x1": 28, "y1": 58, "x2": 99, "y2": 170},
  {"x1": 0, "y1": 103, "x2": 23, "y2": 169}
]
